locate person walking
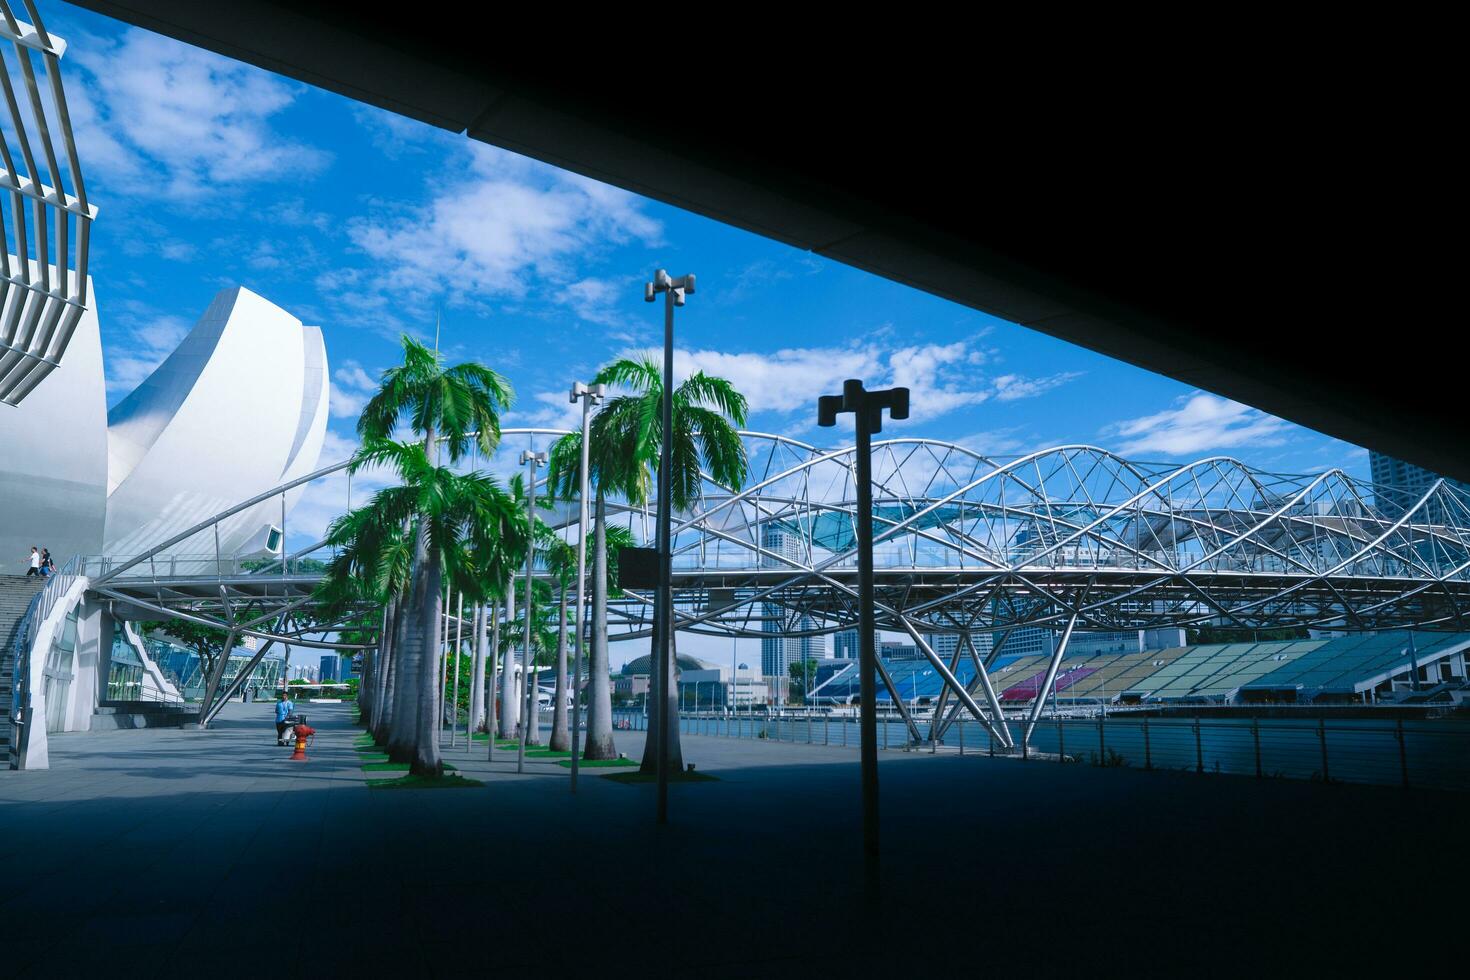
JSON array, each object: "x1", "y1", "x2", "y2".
[
  {"x1": 274, "y1": 691, "x2": 296, "y2": 746},
  {"x1": 24, "y1": 546, "x2": 40, "y2": 576},
  {"x1": 39, "y1": 549, "x2": 53, "y2": 578}
]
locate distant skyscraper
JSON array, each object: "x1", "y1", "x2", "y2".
[
  {"x1": 319, "y1": 655, "x2": 338, "y2": 682},
  {"x1": 833, "y1": 629, "x2": 881, "y2": 659},
  {"x1": 1369, "y1": 451, "x2": 1470, "y2": 521},
  {"x1": 922, "y1": 633, "x2": 961, "y2": 660},
  {"x1": 760, "y1": 526, "x2": 825, "y2": 675}
]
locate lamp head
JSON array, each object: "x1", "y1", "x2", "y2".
[
  {"x1": 890, "y1": 387, "x2": 910, "y2": 420},
  {"x1": 817, "y1": 394, "x2": 842, "y2": 427},
  {"x1": 644, "y1": 282, "x2": 656, "y2": 303}
]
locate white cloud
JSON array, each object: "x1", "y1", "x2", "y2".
[
  {"x1": 329, "y1": 361, "x2": 378, "y2": 420},
  {"x1": 66, "y1": 28, "x2": 329, "y2": 201},
  {"x1": 329, "y1": 144, "x2": 662, "y2": 330},
  {"x1": 504, "y1": 390, "x2": 582, "y2": 431},
  {"x1": 991, "y1": 371, "x2": 1083, "y2": 401},
  {"x1": 1105, "y1": 393, "x2": 1293, "y2": 457},
  {"x1": 104, "y1": 314, "x2": 190, "y2": 394},
  {"x1": 669, "y1": 339, "x2": 1077, "y2": 423}
]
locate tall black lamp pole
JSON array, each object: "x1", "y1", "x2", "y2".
[
  {"x1": 646, "y1": 268, "x2": 694, "y2": 825},
  {"x1": 818, "y1": 379, "x2": 908, "y2": 870}
]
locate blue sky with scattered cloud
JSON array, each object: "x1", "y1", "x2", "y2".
[{"x1": 44, "y1": 2, "x2": 1369, "y2": 662}]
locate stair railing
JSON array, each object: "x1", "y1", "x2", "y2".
[{"x1": 7, "y1": 555, "x2": 81, "y2": 767}]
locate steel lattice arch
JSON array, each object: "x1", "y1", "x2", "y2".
[
  {"x1": 566, "y1": 431, "x2": 1470, "y2": 641},
  {"x1": 81, "y1": 428, "x2": 1470, "y2": 648}
]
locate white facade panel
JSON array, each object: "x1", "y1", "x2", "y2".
[
  {"x1": 104, "y1": 286, "x2": 329, "y2": 558},
  {"x1": 0, "y1": 270, "x2": 107, "y2": 574}
]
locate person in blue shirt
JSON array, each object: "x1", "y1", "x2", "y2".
[{"x1": 275, "y1": 691, "x2": 296, "y2": 746}]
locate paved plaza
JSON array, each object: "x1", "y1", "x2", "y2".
[{"x1": 3, "y1": 702, "x2": 1467, "y2": 976}]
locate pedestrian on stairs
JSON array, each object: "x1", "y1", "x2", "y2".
[{"x1": 24, "y1": 546, "x2": 40, "y2": 576}]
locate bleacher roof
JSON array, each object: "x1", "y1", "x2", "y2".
[{"x1": 805, "y1": 631, "x2": 1470, "y2": 705}]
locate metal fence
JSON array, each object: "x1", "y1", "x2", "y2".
[{"x1": 609, "y1": 709, "x2": 1470, "y2": 792}]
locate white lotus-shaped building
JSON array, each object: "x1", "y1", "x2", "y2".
[
  {"x1": 105, "y1": 286, "x2": 329, "y2": 558},
  {"x1": 0, "y1": 285, "x2": 329, "y2": 573}
]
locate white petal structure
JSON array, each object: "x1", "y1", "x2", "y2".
[
  {"x1": 104, "y1": 286, "x2": 329, "y2": 558},
  {"x1": 0, "y1": 6, "x2": 94, "y2": 405},
  {"x1": 0, "y1": 268, "x2": 106, "y2": 567}
]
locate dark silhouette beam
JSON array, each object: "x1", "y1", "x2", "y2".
[{"x1": 70, "y1": 3, "x2": 1455, "y2": 480}]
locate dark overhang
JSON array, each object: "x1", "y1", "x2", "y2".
[{"x1": 70, "y1": 3, "x2": 1458, "y2": 480}]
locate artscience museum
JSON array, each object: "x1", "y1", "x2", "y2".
[{"x1": 0, "y1": 284, "x2": 330, "y2": 575}]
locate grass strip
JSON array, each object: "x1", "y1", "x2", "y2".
[
  {"x1": 360, "y1": 759, "x2": 455, "y2": 771},
  {"x1": 602, "y1": 769, "x2": 719, "y2": 783},
  {"x1": 526, "y1": 748, "x2": 572, "y2": 758},
  {"x1": 357, "y1": 752, "x2": 390, "y2": 764},
  {"x1": 367, "y1": 774, "x2": 483, "y2": 790},
  {"x1": 557, "y1": 757, "x2": 637, "y2": 769}
]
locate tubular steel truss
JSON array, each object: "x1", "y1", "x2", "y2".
[
  {"x1": 575, "y1": 432, "x2": 1470, "y2": 641},
  {"x1": 75, "y1": 429, "x2": 1470, "y2": 745},
  {"x1": 82, "y1": 429, "x2": 1470, "y2": 651},
  {"x1": 0, "y1": 2, "x2": 94, "y2": 405}
]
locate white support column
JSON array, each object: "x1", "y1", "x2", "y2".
[
  {"x1": 872, "y1": 655, "x2": 924, "y2": 745},
  {"x1": 1023, "y1": 613, "x2": 1079, "y2": 747},
  {"x1": 925, "y1": 631, "x2": 967, "y2": 742},
  {"x1": 935, "y1": 629, "x2": 1013, "y2": 743},
  {"x1": 900, "y1": 618, "x2": 1007, "y2": 746}
]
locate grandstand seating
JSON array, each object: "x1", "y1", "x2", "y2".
[{"x1": 807, "y1": 630, "x2": 1470, "y2": 708}]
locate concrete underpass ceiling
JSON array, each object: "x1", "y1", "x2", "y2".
[{"x1": 71, "y1": 3, "x2": 1459, "y2": 481}]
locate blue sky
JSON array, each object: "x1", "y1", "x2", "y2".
[{"x1": 46, "y1": 2, "x2": 1368, "y2": 663}]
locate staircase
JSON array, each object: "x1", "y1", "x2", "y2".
[{"x1": 1, "y1": 575, "x2": 46, "y2": 763}]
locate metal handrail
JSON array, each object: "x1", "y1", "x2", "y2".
[{"x1": 7, "y1": 554, "x2": 82, "y2": 766}]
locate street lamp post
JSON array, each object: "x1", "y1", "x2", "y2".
[
  {"x1": 517, "y1": 449, "x2": 547, "y2": 774},
  {"x1": 817, "y1": 378, "x2": 909, "y2": 872},
  {"x1": 645, "y1": 268, "x2": 694, "y2": 825},
  {"x1": 569, "y1": 381, "x2": 605, "y2": 793}
]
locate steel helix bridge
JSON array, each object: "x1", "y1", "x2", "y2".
[
  {"x1": 80, "y1": 427, "x2": 1470, "y2": 645},
  {"x1": 35, "y1": 427, "x2": 1470, "y2": 741}
]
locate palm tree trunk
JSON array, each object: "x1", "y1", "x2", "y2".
[
  {"x1": 498, "y1": 582, "x2": 519, "y2": 738},
  {"x1": 358, "y1": 647, "x2": 374, "y2": 726},
  {"x1": 469, "y1": 603, "x2": 486, "y2": 733},
  {"x1": 550, "y1": 585, "x2": 571, "y2": 750},
  {"x1": 584, "y1": 491, "x2": 617, "y2": 760},
  {"x1": 390, "y1": 508, "x2": 431, "y2": 764},
  {"x1": 640, "y1": 606, "x2": 685, "y2": 774},
  {"x1": 522, "y1": 630, "x2": 541, "y2": 747},
  {"x1": 369, "y1": 601, "x2": 393, "y2": 734},
  {"x1": 412, "y1": 552, "x2": 445, "y2": 776},
  {"x1": 486, "y1": 597, "x2": 499, "y2": 736},
  {"x1": 376, "y1": 591, "x2": 404, "y2": 745}
]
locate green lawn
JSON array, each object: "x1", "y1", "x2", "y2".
[
  {"x1": 362, "y1": 762, "x2": 457, "y2": 773},
  {"x1": 602, "y1": 769, "x2": 719, "y2": 783},
  {"x1": 357, "y1": 752, "x2": 390, "y2": 764},
  {"x1": 556, "y1": 757, "x2": 637, "y2": 769},
  {"x1": 526, "y1": 748, "x2": 573, "y2": 758},
  {"x1": 367, "y1": 773, "x2": 483, "y2": 790}
]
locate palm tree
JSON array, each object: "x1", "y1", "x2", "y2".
[
  {"x1": 352, "y1": 335, "x2": 515, "y2": 776},
  {"x1": 543, "y1": 537, "x2": 577, "y2": 751},
  {"x1": 315, "y1": 509, "x2": 412, "y2": 745},
  {"x1": 492, "y1": 472, "x2": 554, "y2": 741},
  {"x1": 551, "y1": 354, "x2": 748, "y2": 772}
]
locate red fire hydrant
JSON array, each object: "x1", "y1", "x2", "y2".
[{"x1": 289, "y1": 721, "x2": 316, "y2": 762}]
